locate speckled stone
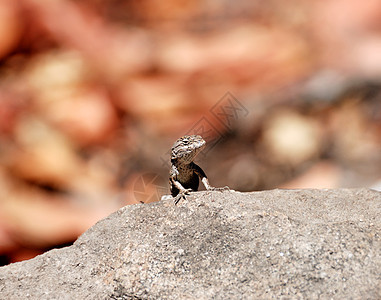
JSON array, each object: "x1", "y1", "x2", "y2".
[{"x1": 0, "y1": 189, "x2": 380, "y2": 299}]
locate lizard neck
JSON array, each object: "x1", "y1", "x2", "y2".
[{"x1": 171, "y1": 158, "x2": 191, "y2": 167}]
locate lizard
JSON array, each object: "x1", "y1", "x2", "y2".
[{"x1": 169, "y1": 135, "x2": 225, "y2": 205}]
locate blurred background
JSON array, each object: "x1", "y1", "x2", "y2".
[{"x1": 1, "y1": 0, "x2": 381, "y2": 266}]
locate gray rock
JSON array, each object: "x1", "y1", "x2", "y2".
[{"x1": 0, "y1": 189, "x2": 380, "y2": 299}]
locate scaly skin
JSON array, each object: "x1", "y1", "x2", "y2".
[{"x1": 169, "y1": 135, "x2": 223, "y2": 205}]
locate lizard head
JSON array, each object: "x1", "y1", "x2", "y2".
[{"x1": 171, "y1": 135, "x2": 206, "y2": 164}]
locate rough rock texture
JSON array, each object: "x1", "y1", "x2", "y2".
[{"x1": 0, "y1": 189, "x2": 380, "y2": 299}]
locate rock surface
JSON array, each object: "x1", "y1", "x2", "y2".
[{"x1": 0, "y1": 189, "x2": 380, "y2": 299}]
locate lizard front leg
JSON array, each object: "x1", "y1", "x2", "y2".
[
  {"x1": 193, "y1": 163, "x2": 229, "y2": 192},
  {"x1": 170, "y1": 177, "x2": 193, "y2": 205}
]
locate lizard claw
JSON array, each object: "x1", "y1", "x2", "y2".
[{"x1": 174, "y1": 188, "x2": 193, "y2": 205}]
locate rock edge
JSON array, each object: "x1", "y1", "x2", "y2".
[{"x1": 0, "y1": 189, "x2": 380, "y2": 299}]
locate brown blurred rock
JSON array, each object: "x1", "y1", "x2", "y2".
[
  {"x1": 0, "y1": 0, "x2": 23, "y2": 59},
  {"x1": 0, "y1": 168, "x2": 121, "y2": 251},
  {"x1": 280, "y1": 161, "x2": 341, "y2": 189},
  {"x1": 330, "y1": 100, "x2": 380, "y2": 163},
  {"x1": 22, "y1": 0, "x2": 152, "y2": 78},
  {"x1": 262, "y1": 109, "x2": 323, "y2": 166},
  {"x1": 156, "y1": 26, "x2": 312, "y2": 87},
  {"x1": 9, "y1": 117, "x2": 82, "y2": 186},
  {"x1": 42, "y1": 88, "x2": 118, "y2": 145}
]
